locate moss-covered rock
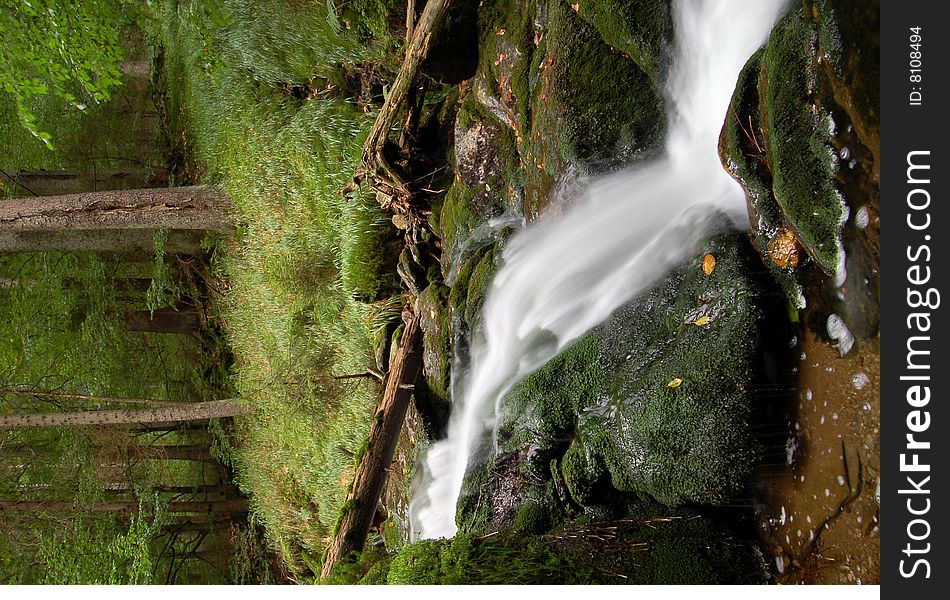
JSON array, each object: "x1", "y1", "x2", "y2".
[
  {"x1": 544, "y1": 0, "x2": 666, "y2": 173},
  {"x1": 719, "y1": 0, "x2": 880, "y2": 338},
  {"x1": 456, "y1": 231, "x2": 766, "y2": 534},
  {"x1": 574, "y1": 0, "x2": 673, "y2": 83},
  {"x1": 379, "y1": 519, "x2": 765, "y2": 584},
  {"x1": 759, "y1": 9, "x2": 844, "y2": 276},
  {"x1": 416, "y1": 283, "x2": 452, "y2": 400}
]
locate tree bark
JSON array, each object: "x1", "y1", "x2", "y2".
[
  {"x1": 2, "y1": 169, "x2": 166, "y2": 196},
  {"x1": 0, "y1": 186, "x2": 229, "y2": 231},
  {"x1": 344, "y1": 0, "x2": 454, "y2": 204},
  {"x1": 0, "y1": 497, "x2": 249, "y2": 515},
  {"x1": 125, "y1": 307, "x2": 201, "y2": 336},
  {"x1": 0, "y1": 228, "x2": 211, "y2": 254},
  {"x1": 321, "y1": 313, "x2": 422, "y2": 579},
  {"x1": 0, "y1": 399, "x2": 250, "y2": 430},
  {"x1": 132, "y1": 443, "x2": 215, "y2": 463}
]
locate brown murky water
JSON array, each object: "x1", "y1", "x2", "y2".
[{"x1": 755, "y1": 328, "x2": 880, "y2": 584}]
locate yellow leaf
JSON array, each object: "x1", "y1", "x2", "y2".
[
  {"x1": 667, "y1": 378, "x2": 683, "y2": 389},
  {"x1": 702, "y1": 253, "x2": 716, "y2": 276},
  {"x1": 693, "y1": 315, "x2": 710, "y2": 326}
]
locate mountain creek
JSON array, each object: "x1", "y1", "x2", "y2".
[{"x1": 373, "y1": 0, "x2": 879, "y2": 584}]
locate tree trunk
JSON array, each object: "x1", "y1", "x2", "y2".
[
  {"x1": 0, "y1": 497, "x2": 249, "y2": 515},
  {"x1": 0, "y1": 228, "x2": 211, "y2": 254},
  {"x1": 125, "y1": 307, "x2": 201, "y2": 336},
  {"x1": 0, "y1": 186, "x2": 232, "y2": 253},
  {"x1": 166, "y1": 498, "x2": 249, "y2": 515},
  {"x1": 0, "y1": 399, "x2": 250, "y2": 430},
  {"x1": 321, "y1": 313, "x2": 422, "y2": 579},
  {"x1": 3, "y1": 169, "x2": 166, "y2": 196},
  {"x1": 132, "y1": 443, "x2": 215, "y2": 463}
]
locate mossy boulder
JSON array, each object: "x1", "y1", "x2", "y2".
[
  {"x1": 720, "y1": 0, "x2": 880, "y2": 338},
  {"x1": 574, "y1": 0, "x2": 673, "y2": 83},
  {"x1": 457, "y1": 231, "x2": 766, "y2": 532},
  {"x1": 415, "y1": 284, "x2": 453, "y2": 436},
  {"x1": 417, "y1": 283, "x2": 452, "y2": 400},
  {"x1": 544, "y1": 0, "x2": 666, "y2": 173},
  {"x1": 379, "y1": 520, "x2": 765, "y2": 584}
]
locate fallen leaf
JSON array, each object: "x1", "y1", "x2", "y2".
[
  {"x1": 571, "y1": 3, "x2": 580, "y2": 12},
  {"x1": 693, "y1": 315, "x2": 710, "y2": 326},
  {"x1": 667, "y1": 378, "x2": 683, "y2": 389},
  {"x1": 702, "y1": 253, "x2": 716, "y2": 275}
]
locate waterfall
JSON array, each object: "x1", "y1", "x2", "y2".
[{"x1": 410, "y1": 0, "x2": 787, "y2": 540}]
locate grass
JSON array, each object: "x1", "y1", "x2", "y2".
[{"x1": 155, "y1": 0, "x2": 405, "y2": 577}]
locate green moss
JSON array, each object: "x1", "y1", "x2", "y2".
[
  {"x1": 588, "y1": 233, "x2": 762, "y2": 504},
  {"x1": 760, "y1": 9, "x2": 843, "y2": 274},
  {"x1": 375, "y1": 519, "x2": 764, "y2": 584},
  {"x1": 463, "y1": 247, "x2": 500, "y2": 327},
  {"x1": 512, "y1": 500, "x2": 552, "y2": 534},
  {"x1": 499, "y1": 333, "x2": 602, "y2": 449},
  {"x1": 575, "y1": 0, "x2": 673, "y2": 82},
  {"x1": 560, "y1": 437, "x2": 608, "y2": 506},
  {"x1": 545, "y1": 0, "x2": 665, "y2": 173}
]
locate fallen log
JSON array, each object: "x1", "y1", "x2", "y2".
[
  {"x1": 341, "y1": 0, "x2": 454, "y2": 215},
  {"x1": 320, "y1": 311, "x2": 423, "y2": 579}
]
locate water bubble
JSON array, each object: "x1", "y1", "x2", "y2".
[
  {"x1": 855, "y1": 206, "x2": 870, "y2": 229},
  {"x1": 852, "y1": 372, "x2": 870, "y2": 390},
  {"x1": 827, "y1": 314, "x2": 854, "y2": 356},
  {"x1": 837, "y1": 475, "x2": 846, "y2": 486}
]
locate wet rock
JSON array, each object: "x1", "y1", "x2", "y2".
[
  {"x1": 544, "y1": 0, "x2": 666, "y2": 174},
  {"x1": 573, "y1": 0, "x2": 674, "y2": 83},
  {"x1": 416, "y1": 284, "x2": 452, "y2": 402},
  {"x1": 720, "y1": 1, "x2": 880, "y2": 338},
  {"x1": 455, "y1": 118, "x2": 504, "y2": 185},
  {"x1": 458, "y1": 231, "x2": 768, "y2": 532}
]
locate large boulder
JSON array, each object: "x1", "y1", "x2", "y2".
[{"x1": 456, "y1": 231, "x2": 768, "y2": 531}]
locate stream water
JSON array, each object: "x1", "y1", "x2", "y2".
[{"x1": 410, "y1": 0, "x2": 788, "y2": 540}]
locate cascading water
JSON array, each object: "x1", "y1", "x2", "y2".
[{"x1": 410, "y1": 0, "x2": 787, "y2": 540}]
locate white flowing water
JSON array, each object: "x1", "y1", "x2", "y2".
[{"x1": 409, "y1": 0, "x2": 787, "y2": 540}]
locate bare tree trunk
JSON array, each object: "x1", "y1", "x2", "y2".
[
  {"x1": 0, "y1": 399, "x2": 250, "y2": 430},
  {"x1": 0, "y1": 186, "x2": 231, "y2": 238},
  {"x1": 9, "y1": 389, "x2": 178, "y2": 408},
  {"x1": 3, "y1": 169, "x2": 166, "y2": 196},
  {"x1": 125, "y1": 307, "x2": 201, "y2": 336},
  {"x1": 132, "y1": 443, "x2": 215, "y2": 463},
  {"x1": 321, "y1": 313, "x2": 422, "y2": 578},
  {"x1": 0, "y1": 498, "x2": 249, "y2": 515}
]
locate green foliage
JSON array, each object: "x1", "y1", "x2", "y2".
[
  {"x1": 37, "y1": 500, "x2": 167, "y2": 584},
  {"x1": 156, "y1": 0, "x2": 408, "y2": 575},
  {"x1": 380, "y1": 519, "x2": 764, "y2": 584},
  {"x1": 0, "y1": 0, "x2": 137, "y2": 146}
]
